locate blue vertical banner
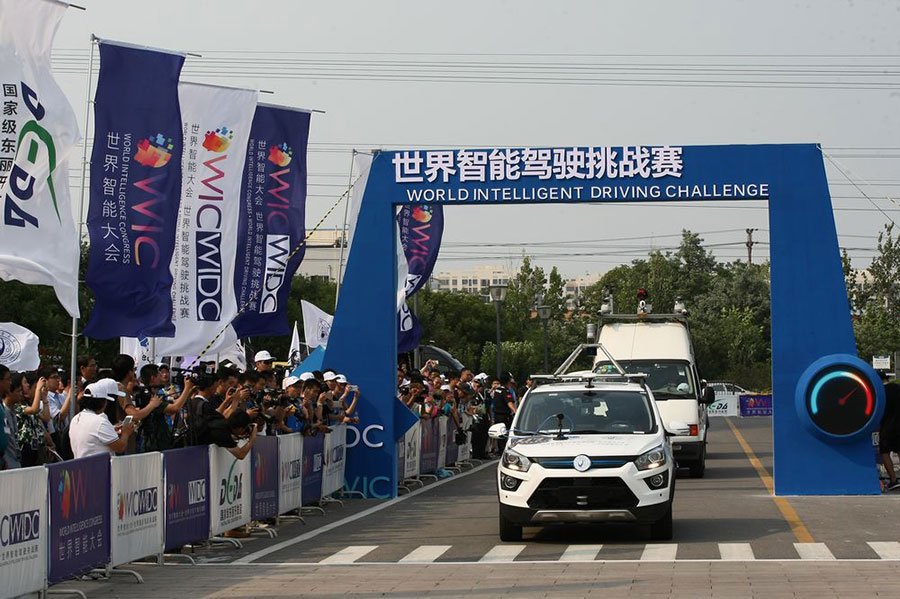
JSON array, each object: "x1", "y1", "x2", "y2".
[
  {"x1": 250, "y1": 436, "x2": 279, "y2": 520},
  {"x1": 301, "y1": 433, "x2": 325, "y2": 505},
  {"x1": 84, "y1": 41, "x2": 185, "y2": 339},
  {"x1": 232, "y1": 104, "x2": 310, "y2": 338},
  {"x1": 163, "y1": 446, "x2": 210, "y2": 551},
  {"x1": 396, "y1": 204, "x2": 443, "y2": 352}
]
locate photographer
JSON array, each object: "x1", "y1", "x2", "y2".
[
  {"x1": 135, "y1": 364, "x2": 195, "y2": 453},
  {"x1": 181, "y1": 364, "x2": 222, "y2": 447},
  {"x1": 331, "y1": 375, "x2": 360, "y2": 425},
  {"x1": 199, "y1": 408, "x2": 257, "y2": 460}
]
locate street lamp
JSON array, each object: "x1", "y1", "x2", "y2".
[
  {"x1": 489, "y1": 283, "x2": 508, "y2": 378},
  {"x1": 536, "y1": 304, "x2": 552, "y2": 372}
]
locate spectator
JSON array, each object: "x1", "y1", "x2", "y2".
[
  {"x1": 879, "y1": 371, "x2": 900, "y2": 491},
  {"x1": 198, "y1": 408, "x2": 257, "y2": 460},
  {"x1": 8, "y1": 373, "x2": 53, "y2": 466},
  {"x1": 45, "y1": 368, "x2": 71, "y2": 446},
  {"x1": 136, "y1": 364, "x2": 195, "y2": 453},
  {"x1": 69, "y1": 380, "x2": 134, "y2": 459},
  {"x1": 0, "y1": 364, "x2": 19, "y2": 469},
  {"x1": 331, "y1": 375, "x2": 360, "y2": 424},
  {"x1": 77, "y1": 355, "x2": 99, "y2": 389},
  {"x1": 254, "y1": 350, "x2": 275, "y2": 373}
]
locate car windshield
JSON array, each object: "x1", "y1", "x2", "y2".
[
  {"x1": 594, "y1": 360, "x2": 696, "y2": 400},
  {"x1": 515, "y1": 389, "x2": 655, "y2": 434}
]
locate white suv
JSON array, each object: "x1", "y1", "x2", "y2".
[{"x1": 490, "y1": 376, "x2": 688, "y2": 542}]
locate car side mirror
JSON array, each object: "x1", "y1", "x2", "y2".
[
  {"x1": 488, "y1": 423, "x2": 508, "y2": 439},
  {"x1": 665, "y1": 420, "x2": 691, "y2": 436}
]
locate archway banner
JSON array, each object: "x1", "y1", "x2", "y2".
[{"x1": 326, "y1": 143, "x2": 883, "y2": 498}]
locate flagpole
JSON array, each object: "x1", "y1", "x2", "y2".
[
  {"x1": 334, "y1": 149, "x2": 356, "y2": 311},
  {"x1": 69, "y1": 34, "x2": 96, "y2": 389}
]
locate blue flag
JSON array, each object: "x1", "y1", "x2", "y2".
[
  {"x1": 231, "y1": 104, "x2": 310, "y2": 338},
  {"x1": 84, "y1": 42, "x2": 184, "y2": 339},
  {"x1": 397, "y1": 204, "x2": 443, "y2": 352}
]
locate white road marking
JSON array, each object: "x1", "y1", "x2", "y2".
[
  {"x1": 560, "y1": 544, "x2": 603, "y2": 562},
  {"x1": 641, "y1": 544, "x2": 678, "y2": 561},
  {"x1": 868, "y1": 541, "x2": 900, "y2": 559},
  {"x1": 399, "y1": 545, "x2": 452, "y2": 563},
  {"x1": 794, "y1": 542, "x2": 835, "y2": 560},
  {"x1": 479, "y1": 545, "x2": 526, "y2": 563},
  {"x1": 718, "y1": 543, "x2": 755, "y2": 561},
  {"x1": 319, "y1": 546, "x2": 378, "y2": 564},
  {"x1": 236, "y1": 460, "x2": 498, "y2": 563}
]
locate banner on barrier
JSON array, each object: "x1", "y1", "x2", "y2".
[
  {"x1": 739, "y1": 394, "x2": 773, "y2": 417},
  {"x1": 322, "y1": 424, "x2": 346, "y2": 496},
  {"x1": 0, "y1": 467, "x2": 47, "y2": 599},
  {"x1": 210, "y1": 446, "x2": 251, "y2": 536},
  {"x1": 458, "y1": 414, "x2": 472, "y2": 462},
  {"x1": 445, "y1": 419, "x2": 459, "y2": 466},
  {"x1": 111, "y1": 453, "x2": 164, "y2": 566},
  {"x1": 302, "y1": 433, "x2": 325, "y2": 504},
  {"x1": 163, "y1": 446, "x2": 210, "y2": 551},
  {"x1": 251, "y1": 436, "x2": 279, "y2": 521},
  {"x1": 403, "y1": 421, "x2": 420, "y2": 479},
  {"x1": 47, "y1": 454, "x2": 110, "y2": 584},
  {"x1": 419, "y1": 419, "x2": 438, "y2": 474},
  {"x1": 708, "y1": 393, "x2": 740, "y2": 417},
  {"x1": 437, "y1": 417, "x2": 448, "y2": 469},
  {"x1": 278, "y1": 434, "x2": 304, "y2": 513}
]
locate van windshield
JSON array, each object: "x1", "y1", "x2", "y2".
[
  {"x1": 516, "y1": 390, "x2": 656, "y2": 434},
  {"x1": 594, "y1": 360, "x2": 696, "y2": 400}
]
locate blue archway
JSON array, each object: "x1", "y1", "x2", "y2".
[{"x1": 324, "y1": 143, "x2": 884, "y2": 498}]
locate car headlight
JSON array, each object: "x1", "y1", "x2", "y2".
[
  {"x1": 634, "y1": 445, "x2": 667, "y2": 471},
  {"x1": 501, "y1": 448, "x2": 532, "y2": 472}
]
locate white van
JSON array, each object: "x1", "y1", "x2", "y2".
[{"x1": 591, "y1": 315, "x2": 710, "y2": 477}]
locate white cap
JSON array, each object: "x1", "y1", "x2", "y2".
[
  {"x1": 677, "y1": 382, "x2": 690, "y2": 393},
  {"x1": 254, "y1": 350, "x2": 274, "y2": 362},
  {"x1": 335, "y1": 374, "x2": 348, "y2": 384},
  {"x1": 474, "y1": 372, "x2": 488, "y2": 381},
  {"x1": 86, "y1": 378, "x2": 126, "y2": 401},
  {"x1": 323, "y1": 371, "x2": 338, "y2": 382},
  {"x1": 298, "y1": 372, "x2": 314, "y2": 381},
  {"x1": 282, "y1": 376, "x2": 301, "y2": 390},
  {"x1": 440, "y1": 384, "x2": 452, "y2": 392},
  {"x1": 400, "y1": 378, "x2": 411, "y2": 387}
]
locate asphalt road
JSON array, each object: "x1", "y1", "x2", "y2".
[{"x1": 58, "y1": 416, "x2": 900, "y2": 598}]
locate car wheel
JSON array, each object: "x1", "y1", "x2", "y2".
[
  {"x1": 499, "y1": 511, "x2": 523, "y2": 542},
  {"x1": 688, "y1": 445, "x2": 706, "y2": 478},
  {"x1": 649, "y1": 503, "x2": 673, "y2": 541}
]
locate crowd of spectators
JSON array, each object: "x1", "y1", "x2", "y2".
[
  {"x1": 396, "y1": 360, "x2": 533, "y2": 460},
  {"x1": 0, "y1": 350, "x2": 360, "y2": 470}
]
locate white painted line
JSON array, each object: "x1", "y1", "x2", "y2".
[
  {"x1": 399, "y1": 545, "x2": 452, "y2": 563},
  {"x1": 719, "y1": 543, "x2": 755, "y2": 561},
  {"x1": 640, "y1": 544, "x2": 678, "y2": 561},
  {"x1": 868, "y1": 541, "x2": 900, "y2": 559},
  {"x1": 236, "y1": 459, "x2": 498, "y2": 563},
  {"x1": 319, "y1": 546, "x2": 378, "y2": 564},
  {"x1": 794, "y1": 542, "x2": 835, "y2": 560},
  {"x1": 560, "y1": 545, "x2": 603, "y2": 562},
  {"x1": 479, "y1": 545, "x2": 526, "y2": 563}
]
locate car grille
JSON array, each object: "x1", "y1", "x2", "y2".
[
  {"x1": 532, "y1": 456, "x2": 633, "y2": 469},
  {"x1": 527, "y1": 477, "x2": 639, "y2": 510}
]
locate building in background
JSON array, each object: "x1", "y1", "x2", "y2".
[
  {"x1": 296, "y1": 228, "x2": 344, "y2": 281},
  {"x1": 431, "y1": 265, "x2": 513, "y2": 294},
  {"x1": 565, "y1": 272, "x2": 603, "y2": 309}
]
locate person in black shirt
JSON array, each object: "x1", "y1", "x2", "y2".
[
  {"x1": 200, "y1": 409, "x2": 257, "y2": 460},
  {"x1": 879, "y1": 372, "x2": 900, "y2": 491}
]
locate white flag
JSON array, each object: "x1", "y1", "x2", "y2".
[
  {"x1": 301, "y1": 300, "x2": 332, "y2": 349},
  {"x1": 219, "y1": 339, "x2": 246, "y2": 371},
  {"x1": 119, "y1": 336, "x2": 154, "y2": 372},
  {"x1": 289, "y1": 321, "x2": 301, "y2": 364},
  {"x1": 0, "y1": 322, "x2": 40, "y2": 371},
  {"x1": 154, "y1": 82, "x2": 258, "y2": 357},
  {"x1": 345, "y1": 152, "x2": 373, "y2": 256},
  {"x1": 0, "y1": 0, "x2": 81, "y2": 317}
]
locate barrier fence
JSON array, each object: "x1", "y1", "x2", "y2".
[
  {"x1": 0, "y1": 430, "x2": 343, "y2": 598},
  {"x1": 2, "y1": 417, "x2": 476, "y2": 597}
]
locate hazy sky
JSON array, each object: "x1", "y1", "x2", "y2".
[{"x1": 49, "y1": 0, "x2": 900, "y2": 278}]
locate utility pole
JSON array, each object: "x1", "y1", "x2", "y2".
[{"x1": 746, "y1": 228, "x2": 757, "y2": 264}]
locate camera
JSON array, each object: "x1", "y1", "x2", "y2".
[{"x1": 173, "y1": 364, "x2": 216, "y2": 389}]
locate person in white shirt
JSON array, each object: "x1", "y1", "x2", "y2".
[{"x1": 69, "y1": 379, "x2": 134, "y2": 459}]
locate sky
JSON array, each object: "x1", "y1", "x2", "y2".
[{"x1": 48, "y1": 0, "x2": 900, "y2": 279}]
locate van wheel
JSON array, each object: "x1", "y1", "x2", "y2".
[
  {"x1": 688, "y1": 446, "x2": 706, "y2": 478},
  {"x1": 649, "y1": 504, "x2": 673, "y2": 541},
  {"x1": 499, "y1": 512, "x2": 523, "y2": 542}
]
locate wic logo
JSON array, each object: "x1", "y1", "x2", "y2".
[
  {"x1": 57, "y1": 470, "x2": 87, "y2": 520},
  {"x1": 267, "y1": 142, "x2": 292, "y2": 167},
  {"x1": 202, "y1": 126, "x2": 233, "y2": 153},
  {"x1": 135, "y1": 133, "x2": 174, "y2": 168}
]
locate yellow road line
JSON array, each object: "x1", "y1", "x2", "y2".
[{"x1": 725, "y1": 418, "x2": 815, "y2": 544}]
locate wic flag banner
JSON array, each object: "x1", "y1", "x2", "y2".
[
  {"x1": 0, "y1": 0, "x2": 81, "y2": 318},
  {"x1": 232, "y1": 104, "x2": 310, "y2": 338},
  {"x1": 154, "y1": 83, "x2": 257, "y2": 357},
  {"x1": 84, "y1": 41, "x2": 184, "y2": 339},
  {"x1": 396, "y1": 204, "x2": 443, "y2": 352}
]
